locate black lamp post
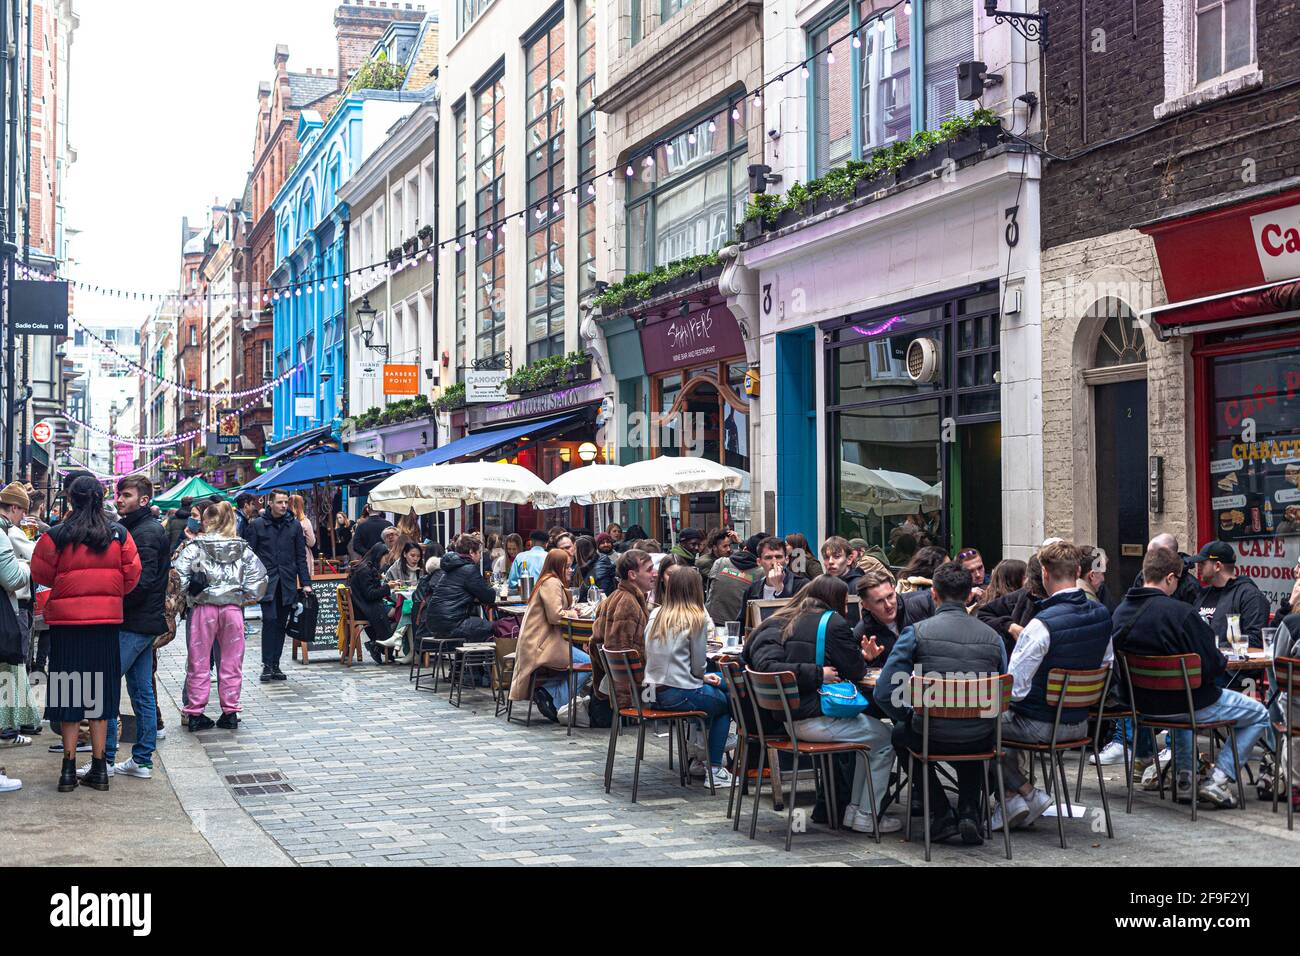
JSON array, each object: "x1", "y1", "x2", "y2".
[{"x1": 357, "y1": 296, "x2": 388, "y2": 357}]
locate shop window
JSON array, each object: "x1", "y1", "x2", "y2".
[
  {"x1": 1195, "y1": 0, "x2": 1254, "y2": 85},
  {"x1": 1091, "y1": 300, "x2": 1147, "y2": 368},
  {"x1": 922, "y1": 0, "x2": 974, "y2": 129}
]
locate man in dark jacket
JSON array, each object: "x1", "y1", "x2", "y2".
[
  {"x1": 875, "y1": 561, "x2": 1007, "y2": 844},
  {"x1": 1192, "y1": 540, "x2": 1271, "y2": 648},
  {"x1": 854, "y1": 570, "x2": 916, "y2": 660},
  {"x1": 591, "y1": 533, "x2": 618, "y2": 595},
  {"x1": 1113, "y1": 546, "x2": 1269, "y2": 808},
  {"x1": 235, "y1": 492, "x2": 259, "y2": 540},
  {"x1": 245, "y1": 489, "x2": 311, "y2": 682},
  {"x1": 994, "y1": 540, "x2": 1112, "y2": 831},
  {"x1": 107, "y1": 476, "x2": 170, "y2": 777},
  {"x1": 669, "y1": 527, "x2": 704, "y2": 562},
  {"x1": 1130, "y1": 533, "x2": 1201, "y2": 605},
  {"x1": 165, "y1": 498, "x2": 194, "y2": 552},
  {"x1": 737, "y1": 537, "x2": 808, "y2": 635},
  {"x1": 426, "y1": 534, "x2": 496, "y2": 641},
  {"x1": 350, "y1": 506, "x2": 393, "y2": 562}
]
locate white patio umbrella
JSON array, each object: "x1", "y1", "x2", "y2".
[
  {"x1": 613, "y1": 455, "x2": 745, "y2": 499},
  {"x1": 538, "y1": 464, "x2": 628, "y2": 507},
  {"x1": 369, "y1": 461, "x2": 551, "y2": 516}
]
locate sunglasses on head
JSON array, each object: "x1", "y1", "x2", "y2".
[{"x1": 956, "y1": 549, "x2": 980, "y2": 561}]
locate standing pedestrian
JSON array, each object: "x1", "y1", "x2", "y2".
[
  {"x1": 244, "y1": 489, "x2": 311, "y2": 683},
  {"x1": 0, "y1": 483, "x2": 40, "y2": 767},
  {"x1": 174, "y1": 502, "x2": 267, "y2": 729},
  {"x1": 92, "y1": 476, "x2": 170, "y2": 781},
  {"x1": 165, "y1": 498, "x2": 194, "y2": 552},
  {"x1": 289, "y1": 494, "x2": 317, "y2": 576},
  {"x1": 234, "y1": 492, "x2": 259, "y2": 540},
  {"x1": 31, "y1": 476, "x2": 142, "y2": 792}
]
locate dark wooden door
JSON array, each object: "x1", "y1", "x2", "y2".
[{"x1": 1094, "y1": 378, "x2": 1149, "y2": 602}]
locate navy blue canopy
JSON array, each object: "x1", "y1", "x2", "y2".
[
  {"x1": 242, "y1": 446, "x2": 395, "y2": 491},
  {"x1": 398, "y1": 413, "x2": 581, "y2": 470}
]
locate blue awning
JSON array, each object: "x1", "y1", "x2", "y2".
[
  {"x1": 261, "y1": 425, "x2": 336, "y2": 468},
  {"x1": 399, "y1": 413, "x2": 582, "y2": 470}
]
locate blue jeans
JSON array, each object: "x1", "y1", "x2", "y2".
[
  {"x1": 655, "y1": 683, "x2": 732, "y2": 767},
  {"x1": 106, "y1": 630, "x2": 158, "y2": 767},
  {"x1": 1110, "y1": 718, "x2": 1157, "y2": 759},
  {"x1": 540, "y1": 647, "x2": 591, "y2": 711},
  {"x1": 1160, "y1": 689, "x2": 1270, "y2": 780}
]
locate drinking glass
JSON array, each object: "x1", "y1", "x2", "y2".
[
  {"x1": 1231, "y1": 639, "x2": 1249, "y2": 661},
  {"x1": 725, "y1": 621, "x2": 741, "y2": 645},
  {"x1": 1262, "y1": 627, "x2": 1278, "y2": 658}
]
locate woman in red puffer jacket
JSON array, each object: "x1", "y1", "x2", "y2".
[{"x1": 31, "y1": 476, "x2": 141, "y2": 794}]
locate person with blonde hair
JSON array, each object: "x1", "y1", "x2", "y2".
[
  {"x1": 509, "y1": 548, "x2": 591, "y2": 723},
  {"x1": 644, "y1": 566, "x2": 733, "y2": 785},
  {"x1": 173, "y1": 501, "x2": 268, "y2": 731},
  {"x1": 289, "y1": 494, "x2": 317, "y2": 574}
]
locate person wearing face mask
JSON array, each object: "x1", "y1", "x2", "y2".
[{"x1": 737, "y1": 537, "x2": 808, "y2": 636}]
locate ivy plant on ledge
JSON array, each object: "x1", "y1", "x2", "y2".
[
  {"x1": 346, "y1": 394, "x2": 432, "y2": 432},
  {"x1": 591, "y1": 251, "x2": 722, "y2": 313},
  {"x1": 433, "y1": 382, "x2": 466, "y2": 413},
  {"x1": 739, "y1": 109, "x2": 1002, "y2": 238},
  {"x1": 502, "y1": 351, "x2": 593, "y2": 396}
]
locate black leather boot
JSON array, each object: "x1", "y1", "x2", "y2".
[
  {"x1": 57, "y1": 757, "x2": 78, "y2": 792},
  {"x1": 215, "y1": 712, "x2": 239, "y2": 729},
  {"x1": 81, "y1": 756, "x2": 110, "y2": 792}
]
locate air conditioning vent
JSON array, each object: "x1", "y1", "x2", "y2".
[{"x1": 906, "y1": 337, "x2": 940, "y2": 384}]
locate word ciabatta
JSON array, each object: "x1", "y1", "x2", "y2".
[{"x1": 49, "y1": 887, "x2": 152, "y2": 937}]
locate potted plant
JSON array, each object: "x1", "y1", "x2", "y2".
[
  {"x1": 563, "y1": 351, "x2": 592, "y2": 383},
  {"x1": 402, "y1": 236, "x2": 418, "y2": 256},
  {"x1": 418, "y1": 224, "x2": 434, "y2": 248},
  {"x1": 387, "y1": 247, "x2": 403, "y2": 268}
]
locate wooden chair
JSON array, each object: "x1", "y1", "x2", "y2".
[
  {"x1": 1272, "y1": 656, "x2": 1300, "y2": 830},
  {"x1": 718, "y1": 659, "x2": 789, "y2": 828},
  {"x1": 744, "y1": 667, "x2": 876, "y2": 852},
  {"x1": 601, "y1": 647, "x2": 711, "y2": 803},
  {"x1": 1118, "y1": 651, "x2": 1248, "y2": 820},
  {"x1": 1003, "y1": 666, "x2": 1115, "y2": 849},
  {"x1": 336, "y1": 585, "x2": 365, "y2": 666},
  {"x1": 904, "y1": 673, "x2": 1014, "y2": 862}
]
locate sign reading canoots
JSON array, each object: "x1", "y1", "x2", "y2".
[{"x1": 9, "y1": 279, "x2": 69, "y2": 336}]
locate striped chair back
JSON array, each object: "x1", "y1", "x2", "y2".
[
  {"x1": 1046, "y1": 666, "x2": 1111, "y2": 709},
  {"x1": 718, "y1": 660, "x2": 750, "y2": 736},
  {"x1": 1121, "y1": 652, "x2": 1202, "y2": 691},
  {"x1": 744, "y1": 669, "x2": 800, "y2": 714},
  {"x1": 602, "y1": 648, "x2": 646, "y2": 712},
  {"x1": 1277, "y1": 656, "x2": 1300, "y2": 729},
  {"x1": 909, "y1": 673, "x2": 1012, "y2": 719}
]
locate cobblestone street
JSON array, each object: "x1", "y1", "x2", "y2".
[{"x1": 137, "y1": 625, "x2": 1300, "y2": 867}]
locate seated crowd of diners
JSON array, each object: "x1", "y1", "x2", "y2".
[{"x1": 344, "y1": 513, "x2": 1300, "y2": 850}]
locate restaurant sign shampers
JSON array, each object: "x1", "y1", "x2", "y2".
[{"x1": 639, "y1": 303, "x2": 745, "y2": 375}]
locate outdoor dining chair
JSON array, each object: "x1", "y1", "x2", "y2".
[
  {"x1": 335, "y1": 585, "x2": 366, "y2": 667},
  {"x1": 1272, "y1": 656, "x2": 1299, "y2": 830},
  {"x1": 718, "y1": 659, "x2": 789, "y2": 827},
  {"x1": 1003, "y1": 665, "x2": 1115, "y2": 849}
]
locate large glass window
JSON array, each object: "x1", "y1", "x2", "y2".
[
  {"x1": 457, "y1": 0, "x2": 496, "y2": 36},
  {"x1": 923, "y1": 0, "x2": 974, "y2": 129},
  {"x1": 860, "y1": 2, "x2": 911, "y2": 151},
  {"x1": 525, "y1": 16, "x2": 566, "y2": 362},
  {"x1": 454, "y1": 103, "x2": 468, "y2": 376},
  {"x1": 475, "y1": 74, "x2": 506, "y2": 362},
  {"x1": 577, "y1": 0, "x2": 598, "y2": 295},
  {"x1": 1195, "y1": 0, "x2": 1254, "y2": 84},
  {"x1": 625, "y1": 95, "x2": 748, "y2": 275}
]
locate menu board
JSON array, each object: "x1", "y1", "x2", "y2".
[{"x1": 306, "y1": 573, "x2": 346, "y2": 653}]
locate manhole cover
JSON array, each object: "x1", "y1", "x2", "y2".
[{"x1": 224, "y1": 771, "x2": 294, "y2": 796}]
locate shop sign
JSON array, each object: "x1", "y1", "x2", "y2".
[
  {"x1": 294, "y1": 396, "x2": 316, "y2": 418},
  {"x1": 10, "y1": 280, "x2": 69, "y2": 336},
  {"x1": 466, "y1": 369, "x2": 509, "y2": 403},
  {"x1": 640, "y1": 303, "x2": 746, "y2": 375},
  {"x1": 1251, "y1": 202, "x2": 1300, "y2": 281},
  {"x1": 1232, "y1": 535, "x2": 1300, "y2": 615},
  {"x1": 31, "y1": 420, "x2": 54, "y2": 446},
  {"x1": 216, "y1": 410, "x2": 242, "y2": 446},
  {"x1": 383, "y1": 364, "x2": 420, "y2": 396},
  {"x1": 359, "y1": 362, "x2": 380, "y2": 380},
  {"x1": 113, "y1": 443, "x2": 135, "y2": 475},
  {"x1": 469, "y1": 379, "x2": 604, "y2": 428}
]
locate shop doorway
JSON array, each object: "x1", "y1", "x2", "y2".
[
  {"x1": 955, "y1": 421, "x2": 1002, "y2": 559},
  {"x1": 1094, "y1": 378, "x2": 1148, "y2": 600}
]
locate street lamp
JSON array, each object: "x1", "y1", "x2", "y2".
[
  {"x1": 357, "y1": 296, "x2": 388, "y2": 357},
  {"x1": 578, "y1": 441, "x2": 598, "y2": 463}
]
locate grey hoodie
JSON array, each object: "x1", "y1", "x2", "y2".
[{"x1": 174, "y1": 534, "x2": 268, "y2": 607}]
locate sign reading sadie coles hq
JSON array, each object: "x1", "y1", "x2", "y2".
[{"x1": 639, "y1": 302, "x2": 745, "y2": 375}]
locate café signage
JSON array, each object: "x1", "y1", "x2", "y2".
[
  {"x1": 639, "y1": 303, "x2": 745, "y2": 375},
  {"x1": 466, "y1": 369, "x2": 509, "y2": 403},
  {"x1": 383, "y1": 364, "x2": 420, "y2": 396},
  {"x1": 1251, "y1": 202, "x2": 1300, "y2": 282},
  {"x1": 468, "y1": 379, "x2": 604, "y2": 428}
]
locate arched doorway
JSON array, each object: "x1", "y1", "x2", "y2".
[{"x1": 1084, "y1": 298, "x2": 1149, "y2": 600}]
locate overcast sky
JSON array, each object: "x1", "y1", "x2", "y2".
[{"x1": 66, "y1": 0, "x2": 345, "y2": 327}]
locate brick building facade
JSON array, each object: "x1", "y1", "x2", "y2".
[{"x1": 1040, "y1": 0, "x2": 1300, "y2": 604}]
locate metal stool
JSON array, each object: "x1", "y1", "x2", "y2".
[
  {"x1": 414, "y1": 637, "x2": 461, "y2": 693},
  {"x1": 449, "y1": 643, "x2": 496, "y2": 708}
]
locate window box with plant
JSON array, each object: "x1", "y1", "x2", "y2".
[
  {"x1": 737, "y1": 110, "x2": 1001, "y2": 241},
  {"x1": 418, "y1": 224, "x2": 434, "y2": 248},
  {"x1": 346, "y1": 394, "x2": 433, "y2": 432},
  {"x1": 402, "y1": 236, "x2": 418, "y2": 256},
  {"x1": 591, "y1": 252, "x2": 722, "y2": 313},
  {"x1": 433, "y1": 382, "x2": 466, "y2": 413},
  {"x1": 387, "y1": 247, "x2": 403, "y2": 268},
  {"x1": 502, "y1": 351, "x2": 593, "y2": 396}
]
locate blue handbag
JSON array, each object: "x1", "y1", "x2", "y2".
[{"x1": 814, "y1": 610, "x2": 871, "y2": 718}]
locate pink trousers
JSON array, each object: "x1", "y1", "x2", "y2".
[{"x1": 184, "y1": 604, "x2": 245, "y2": 716}]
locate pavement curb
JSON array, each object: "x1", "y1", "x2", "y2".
[{"x1": 154, "y1": 668, "x2": 296, "y2": 868}]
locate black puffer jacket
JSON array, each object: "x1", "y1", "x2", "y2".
[
  {"x1": 743, "y1": 608, "x2": 864, "y2": 725},
  {"x1": 426, "y1": 551, "x2": 496, "y2": 637},
  {"x1": 347, "y1": 557, "x2": 393, "y2": 644},
  {"x1": 120, "y1": 507, "x2": 171, "y2": 636}
]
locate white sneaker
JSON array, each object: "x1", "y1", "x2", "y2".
[
  {"x1": 0, "y1": 733, "x2": 32, "y2": 748},
  {"x1": 0, "y1": 771, "x2": 20, "y2": 792},
  {"x1": 1140, "y1": 762, "x2": 1165, "y2": 791},
  {"x1": 1197, "y1": 769, "x2": 1237, "y2": 808},
  {"x1": 851, "y1": 809, "x2": 903, "y2": 834},
  {"x1": 112, "y1": 758, "x2": 153, "y2": 779},
  {"x1": 842, "y1": 803, "x2": 860, "y2": 828},
  {"x1": 991, "y1": 793, "x2": 1030, "y2": 831},
  {"x1": 155, "y1": 728, "x2": 167, "y2": 741},
  {"x1": 708, "y1": 765, "x2": 734, "y2": 786},
  {"x1": 1092, "y1": 740, "x2": 1126, "y2": 765},
  {"x1": 75, "y1": 762, "x2": 115, "y2": 780},
  {"x1": 1023, "y1": 788, "x2": 1053, "y2": 825}
]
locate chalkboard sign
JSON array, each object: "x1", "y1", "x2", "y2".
[{"x1": 306, "y1": 573, "x2": 347, "y2": 654}]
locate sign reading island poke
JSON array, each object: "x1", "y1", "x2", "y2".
[{"x1": 639, "y1": 302, "x2": 745, "y2": 375}]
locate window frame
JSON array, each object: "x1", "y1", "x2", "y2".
[
  {"x1": 1192, "y1": 0, "x2": 1256, "y2": 88},
  {"x1": 524, "y1": 10, "x2": 566, "y2": 362},
  {"x1": 474, "y1": 68, "x2": 507, "y2": 364}
]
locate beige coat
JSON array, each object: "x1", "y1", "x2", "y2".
[{"x1": 509, "y1": 576, "x2": 573, "y2": 701}]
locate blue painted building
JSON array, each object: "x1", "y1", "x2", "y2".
[{"x1": 269, "y1": 91, "x2": 419, "y2": 445}]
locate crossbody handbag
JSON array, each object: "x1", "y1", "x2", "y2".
[{"x1": 815, "y1": 610, "x2": 871, "y2": 718}]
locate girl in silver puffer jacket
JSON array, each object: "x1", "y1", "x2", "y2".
[{"x1": 173, "y1": 502, "x2": 268, "y2": 731}]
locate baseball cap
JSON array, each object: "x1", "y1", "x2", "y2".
[
  {"x1": 1192, "y1": 541, "x2": 1236, "y2": 564},
  {"x1": 847, "y1": 537, "x2": 870, "y2": 554}
]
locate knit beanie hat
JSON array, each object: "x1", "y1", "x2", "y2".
[{"x1": 0, "y1": 481, "x2": 30, "y2": 510}]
